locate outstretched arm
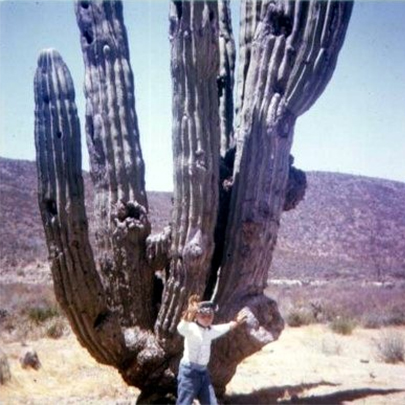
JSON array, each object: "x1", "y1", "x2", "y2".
[{"x1": 211, "y1": 308, "x2": 249, "y2": 339}]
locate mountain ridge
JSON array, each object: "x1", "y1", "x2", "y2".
[{"x1": 1, "y1": 156, "x2": 404, "y2": 283}]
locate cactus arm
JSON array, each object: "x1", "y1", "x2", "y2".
[
  {"x1": 218, "y1": 0, "x2": 236, "y2": 155},
  {"x1": 234, "y1": 0, "x2": 263, "y2": 125},
  {"x1": 211, "y1": 0, "x2": 353, "y2": 392},
  {"x1": 284, "y1": 1, "x2": 354, "y2": 116},
  {"x1": 217, "y1": 0, "x2": 353, "y2": 302},
  {"x1": 156, "y1": 1, "x2": 221, "y2": 336},
  {"x1": 34, "y1": 49, "x2": 125, "y2": 365},
  {"x1": 34, "y1": 47, "x2": 176, "y2": 397},
  {"x1": 74, "y1": 0, "x2": 155, "y2": 328}
]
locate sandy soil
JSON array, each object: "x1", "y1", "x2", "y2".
[{"x1": 1, "y1": 325, "x2": 405, "y2": 404}]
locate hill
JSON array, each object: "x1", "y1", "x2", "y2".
[
  {"x1": 0, "y1": 157, "x2": 172, "y2": 283},
  {"x1": 1, "y1": 157, "x2": 404, "y2": 283},
  {"x1": 273, "y1": 171, "x2": 405, "y2": 281}
]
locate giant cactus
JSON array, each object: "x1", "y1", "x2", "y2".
[{"x1": 34, "y1": 0, "x2": 353, "y2": 402}]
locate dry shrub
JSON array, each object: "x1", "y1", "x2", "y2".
[
  {"x1": 46, "y1": 319, "x2": 66, "y2": 339},
  {"x1": 26, "y1": 305, "x2": 60, "y2": 325},
  {"x1": 385, "y1": 306, "x2": 405, "y2": 326},
  {"x1": 285, "y1": 308, "x2": 314, "y2": 327},
  {"x1": 329, "y1": 316, "x2": 357, "y2": 335},
  {"x1": 0, "y1": 283, "x2": 69, "y2": 342},
  {"x1": 376, "y1": 332, "x2": 405, "y2": 364},
  {"x1": 0, "y1": 283, "x2": 56, "y2": 314},
  {"x1": 266, "y1": 281, "x2": 405, "y2": 329},
  {"x1": 362, "y1": 313, "x2": 387, "y2": 329},
  {"x1": 0, "y1": 348, "x2": 11, "y2": 384}
]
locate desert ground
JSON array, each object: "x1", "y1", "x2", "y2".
[{"x1": 2, "y1": 323, "x2": 405, "y2": 405}]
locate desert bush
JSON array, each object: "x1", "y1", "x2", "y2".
[
  {"x1": 362, "y1": 307, "x2": 405, "y2": 329},
  {"x1": 385, "y1": 307, "x2": 405, "y2": 326},
  {"x1": 362, "y1": 313, "x2": 387, "y2": 329},
  {"x1": 0, "y1": 308, "x2": 18, "y2": 336},
  {"x1": 0, "y1": 308, "x2": 9, "y2": 321},
  {"x1": 46, "y1": 319, "x2": 66, "y2": 339},
  {"x1": 269, "y1": 281, "x2": 405, "y2": 329},
  {"x1": 0, "y1": 284, "x2": 69, "y2": 342},
  {"x1": 329, "y1": 316, "x2": 357, "y2": 335},
  {"x1": 376, "y1": 332, "x2": 405, "y2": 364},
  {"x1": 285, "y1": 308, "x2": 315, "y2": 327},
  {"x1": 0, "y1": 348, "x2": 11, "y2": 385},
  {"x1": 26, "y1": 305, "x2": 60, "y2": 325},
  {"x1": 0, "y1": 283, "x2": 57, "y2": 314}
]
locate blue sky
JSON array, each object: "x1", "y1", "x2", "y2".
[{"x1": 1, "y1": 0, "x2": 404, "y2": 191}]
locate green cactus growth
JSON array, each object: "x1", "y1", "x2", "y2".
[{"x1": 34, "y1": 0, "x2": 353, "y2": 402}]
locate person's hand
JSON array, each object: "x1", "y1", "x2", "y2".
[
  {"x1": 230, "y1": 309, "x2": 249, "y2": 329},
  {"x1": 182, "y1": 294, "x2": 200, "y2": 321},
  {"x1": 235, "y1": 309, "x2": 249, "y2": 325}
]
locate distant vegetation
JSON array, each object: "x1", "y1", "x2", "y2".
[
  {"x1": 1, "y1": 157, "x2": 404, "y2": 283},
  {"x1": 376, "y1": 332, "x2": 405, "y2": 364}
]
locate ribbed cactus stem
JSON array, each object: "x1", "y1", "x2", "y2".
[
  {"x1": 34, "y1": 49, "x2": 125, "y2": 365},
  {"x1": 75, "y1": 1, "x2": 154, "y2": 328},
  {"x1": 284, "y1": 1, "x2": 354, "y2": 116},
  {"x1": 218, "y1": 0, "x2": 236, "y2": 155},
  {"x1": 211, "y1": 0, "x2": 353, "y2": 392},
  {"x1": 217, "y1": 0, "x2": 353, "y2": 303},
  {"x1": 75, "y1": 0, "x2": 147, "y2": 207},
  {"x1": 235, "y1": 0, "x2": 263, "y2": 125},
  {"x1": 157, "y1": 1, "x2": 221, "y2": 334}
]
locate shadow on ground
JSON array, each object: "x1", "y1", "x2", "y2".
[{"x1": 225, "y1": 381, "x2": 404, "y2": 404}]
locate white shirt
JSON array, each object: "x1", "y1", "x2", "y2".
[{"x1": 177, "y1": 320, "x2": 232, "y2": 366}]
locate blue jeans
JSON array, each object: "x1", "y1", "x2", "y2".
[{"x1": 176, "y1": 362, "x2": 218, "y2": 405}]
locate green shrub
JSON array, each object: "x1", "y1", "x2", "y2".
[
  {"x1": 329, "y1": 316, "x2": 357, "y2": 335},
  {"x1": 376, "y1": 332, "x2": 405, "y2": 364},
  {"x1": 26, "y1": 305, "x2": 60, "y2": 325}
]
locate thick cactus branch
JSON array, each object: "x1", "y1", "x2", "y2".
[
  {"x1": 211, "y1": 0, "x2": 352, "y2": 391},
  {"x1": 34, "y1": 49, "x2": 125, "y2": 366},
  {"x1": 217, "y1": 0, "x2": 353, "y2": 303},
  {"x1": 156, "y1": 1, "x2": 221, "y2": 335},
  {"x1": 218, "y1": 0, "x2": 236, "y2": 155},
  {"x1": 284, "y1": 1, "x2": 354, "y2": 115},
  {"x1": 75, "y1": 0, "x2": 154, "y2": 328},
  {"x1": 235, "y1": 0, "x2": 261, "y2": 123}
]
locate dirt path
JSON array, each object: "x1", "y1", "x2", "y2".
[{"x1": 2, "y1": 325, "x2": 405, "y2": 404}]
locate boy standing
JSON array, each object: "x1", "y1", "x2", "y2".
[{"x1": 176, "y1": 295, "x2": 247, "y2": 405}]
